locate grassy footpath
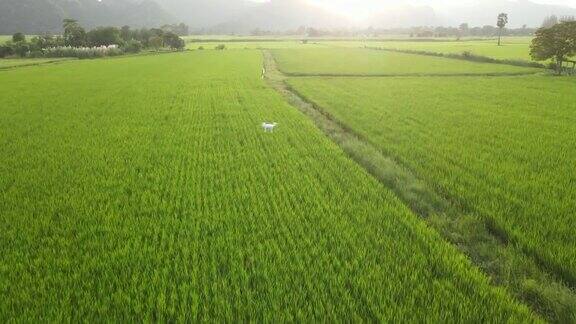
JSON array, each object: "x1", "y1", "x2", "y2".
[{"x1": 0, "y1": 50, "x2": 537, "y2": 321}]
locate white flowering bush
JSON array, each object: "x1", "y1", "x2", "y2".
[{"x1": 42, "y1": 45, "x2": 123, "y2": 59}]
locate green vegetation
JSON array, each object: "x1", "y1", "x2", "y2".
[
  {"x1": 272, "y1": 48, "x2": 540, "y2": 76},
  {"x1": 185, "y1": 38, "x2": 536, "y2": 62},
  {"x1": 326, "y1": 38, "x2": 534, "y2": 61},
  {"x1": 0, "y1": 57, "x2": 72, "y2": 68},
  {"x1": 187, "y1": 40, "x2": 321, "y2": 50},
  {"x1": 0, "y1": 50, "x2": 537, "y2": 321},
  {"x1": 0, "y1": 21, "x2": 185, "y2": 59},
  {"x1": 531, "y1": 21, "x2": 576, "y2": 74},
  {"x1": 288, "y1": 76, "x2": 576, "y2": 291}
]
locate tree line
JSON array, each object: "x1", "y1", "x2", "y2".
[
  {"x1": 247, "y1": 15, "x2": 574, "y2": 39},
  {"x1": 245, "y1": 25, "x2": 539, "y2": 38},
  {"x1": 0, "y1": 20, "x2": 186, "y2": 59}
]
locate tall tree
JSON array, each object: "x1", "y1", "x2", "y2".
[
  {"x1": 162, "y1": 32, "x2": 185, "y2": 50},
  {"x1": 62, "y1": 19, "x2": 86, "y2": 47},
  {"x1": 497, "y1": 13, "x2": 508, "y2": 46},
  {"x1": 120, "y1": 25, "x2": 132, "y2": 42},
  {"x1": 149, "y1": 36, "x2": 163, "y2": 51},
  {"x1": 459, "y1": 23, "x2": 469, "y2": 37},
  {"x1": 530, "y1": 21, "x2": 576, "y2": 74},
  {"x1": 87, "y1": 27, "x2": 121, "y2": 47},
  {"x1": 12, "y1": 32, "x2": 25, "y2": 42}
]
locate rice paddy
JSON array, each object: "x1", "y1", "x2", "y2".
[
  {"x1": 186, "y1": 40, "x2": 322, "y2": 50},
  {"x1": 272, "y1": 48, "x2": 541, "y2": 76},
  {"x1": 288, "y1": 75, "x2": 576, "y2": 289},
  {"x1": 0, "y1": 50, "x2": 539, "y2": 321},
  {"x1": 325, "y1": 37, "x2": 534, "y2": 61},
  {"x1": 1, "y1": 34, "x2": 572, "y2": 321}
]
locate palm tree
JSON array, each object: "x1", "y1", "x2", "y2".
[{"x1": 497, "y1": 13, "x2": 508, "y2": 46}]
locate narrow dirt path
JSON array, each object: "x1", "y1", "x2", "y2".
[{"x1": 262, "y1": 49, "x2": 576, "y2": 323}]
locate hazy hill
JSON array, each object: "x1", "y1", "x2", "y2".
[
  {"x1": 0, "y1": 0, "x2": 174, "y2": 34},
  {"x1": 155, "y1": 0, "x2": 256, "y2": 29},
  {"x1": 167, "y1": 0, "x2": 576, "y2": 32},
  {"x1": 1, "y1": 0, "x2": 576, "y2": 35}
]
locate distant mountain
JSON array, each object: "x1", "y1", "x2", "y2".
[
  {"x1": 155, "y1": 0, "x2": 257, "y2": 29},
  {"x1": 2, "y1": 0, "x2": 576, "y2": 35},
  {"x1": 0, "y1": 0, "x2": 174, "y2": 34},
  {"x1": 191, "y1": 0, "x2": 576, "y2": 32}
]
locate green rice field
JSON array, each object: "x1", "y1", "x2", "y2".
[
  {"x1": 2, "y1": 32, "x2": 574, "y2": 321},
  {"x1": 288, "y1": 75, "x2": 576, "y2": 287},
  {"x1": 0, "y1": 50, "x2": 539, "y2": 321},
  {"x1": 272, "y1": 48, "x2": 540, "y2": 76},
  {"x1": 325, "y1": 37, "x2": 534, "y2": 61},
  {"x1": 186, "y1": 40, "x2": 323, "y2": 50}
]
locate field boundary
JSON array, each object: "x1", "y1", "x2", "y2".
[
  {"x1": 262, "y1": 49, "x2": 576, "y2": 323},
  {"x1": 187, "y1": 37, "x2": 501, "y2": 43},
  {"x1": 282, "y1": 71, "x2": 541, "y2": 77},
  {"x1": 366, "y1": 46, "x2": 546, "y2": 69},
  {"x1": 273, "y1": 49, "x2": 543, "y2": 77},
  {"x1": 0, "y1": 58, "x2": 77, "y2": 71}
]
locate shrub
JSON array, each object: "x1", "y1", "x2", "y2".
[
  {"x1": 0, "y1": 44, "x2": 14, "y2": 58},
  {"x1": 12, "y1": 32, "x2": 25, "y2": 42},
  {"x1": 13, "y1": 41, "x2": 30, "y2": 57},
  {"x1": 149, "y1": 36, "x2": 163, "y2": 51},
  {"x1": 122, "y1": 40, "x2": 143, "y2": 54},
  {"x1": 215, "y1": 44, "x2": 226, "y2": 50}
]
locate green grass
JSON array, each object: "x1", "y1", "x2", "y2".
[
  {"x1": 288, "y1": 75, "x2": 576, "y2": 288},
  {"x1": 324, "y1": 37, "x2": 534, "y2": 61},
  {"x1": 272, "y1": 48, "x2": 540, "y2": 76},
  {"x1": 0, "y1": 50, "x2": 537, "y2": 321}
]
